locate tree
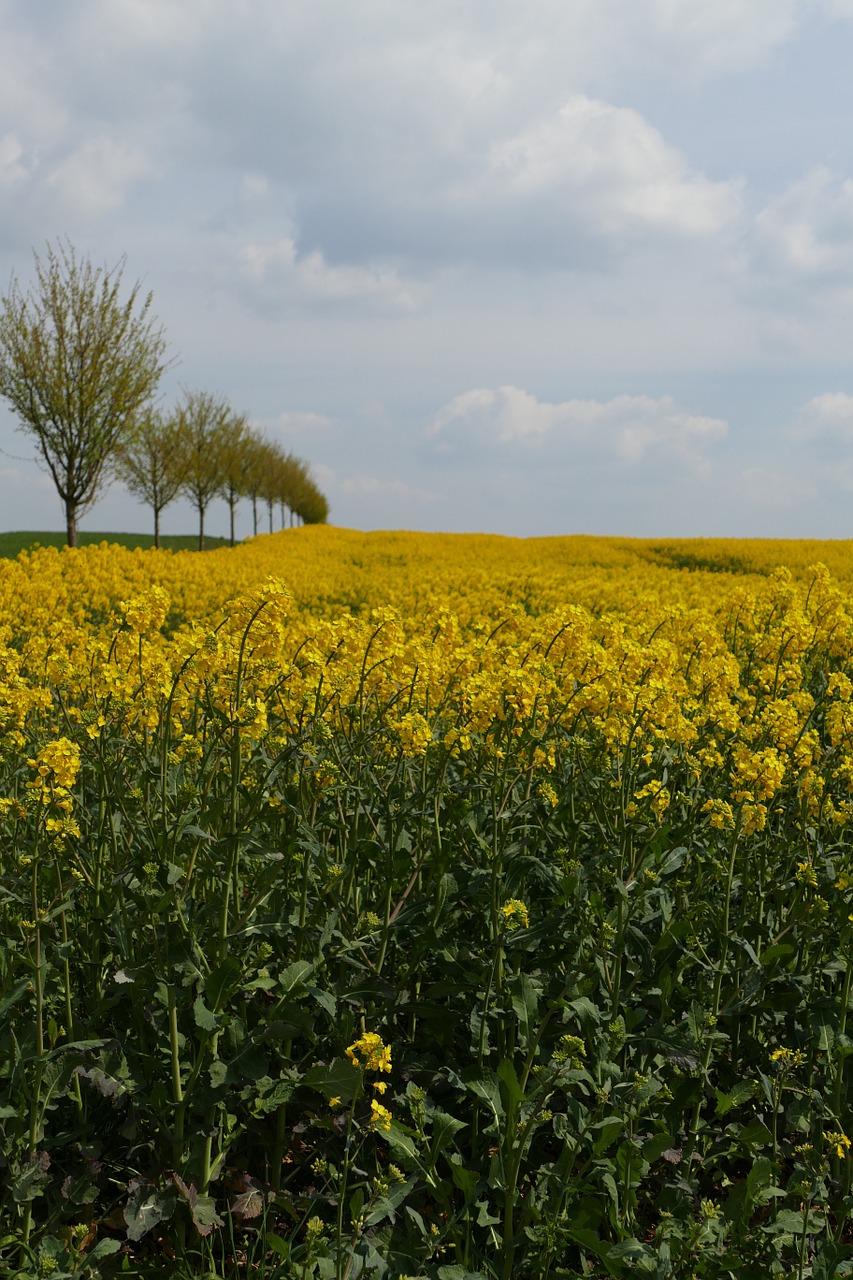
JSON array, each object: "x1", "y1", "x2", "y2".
[
  {"x1": 241, "y1": 433, "x2": 276, "y2": 537},
  {"x1": 176, "y1": 389, "x2": 229, "y2": 550},
  {"x1": 259, "y1": 440, "x2": 290, "y2": 534},
  {"x1": 113, "y1": 409, "x2": 187, "y2": 548},
  {"x1": 217, "y1": 412, "x2": 251, "y2": 547},
  {"x1": 0, "y1": 238, "x2": 170, "y2": 546}
]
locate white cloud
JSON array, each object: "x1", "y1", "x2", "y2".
[
  {"x1": 641, "y1": 0, "x2": 799, "y2": 72},
  {"x1": 748, "y1": 167, "x2": 853, "y2": 286},
  {"x1": 238, "y1": 236, "x2": 425, "y2": 309},
  {"x1": 47, "y1": 137, "x2": 158, "y2": 217},
  {"x1": 481, "y1": 95, "x2": 741, "y2": 241},
  {"x1": 793, "y1": 392, "x2": 853, "y2": 442},
  {"x1": 428, "y1": 386, "x2": 727, "y2": 472}
]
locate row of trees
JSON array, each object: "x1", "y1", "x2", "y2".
[
  {"x1": 0, "y1": 238, "x2": 328, "y2": 547},
  {"x1": 115, "y1": 393, "x2": 328, "y2": 549}
]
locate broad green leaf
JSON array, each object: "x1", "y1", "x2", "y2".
[
  {"x1": 497, "y1": 1058, "x2": 524, "y2": 1111},
  {"x1": 193, "y1": 994, "x2": 218, "y2": 1032},
  {"x1": 509, "y1": 973, "x2": 541, "y2": 1047},
  {"x1": 173, "y1": 1173, "x2": 224, "y2": 1236},
  {"x1": 11, "y1": 1151, "x2": 50, "y2": 1204},
  {"x1": 308, "y1": 983, "x2": 337, "y2": 1017},
  {"x1": 124, "y1": 1183, "x2": 174, "y2": 1242},
  {"x1": 88, "y1": 1239, "x2": 122, "y2": 1261},
  {"x1": 462, "y1": 1068, "x2": 504, "y2": 1120},
  {"x1": 204, "y1": 955, "x2": 242, "y2": 1011},
  {"x1": 429, "y1": 1108, "x2": 467, "y2": 1161},
  {"x1": 278, "y1": 960, "x2": 313, "y2": 995},
  {"x1": 304, "y1": 1057, "x2": 361, "y2": 1103}
]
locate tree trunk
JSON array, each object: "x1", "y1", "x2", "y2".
[
  {"x1": 267, "y1": 500, "x2": 273, "y2": 535},
  {"x1": 252, "y1": 496, "x2": 258, "y2": 537},
  {"x1": 65, "y1": 498, "x2": 78, "y2": 548},
  {"x1": 154, "y1": 506, "x2": 161, "y2": 550},
  {"x1": 198, "y1": 505, "x2": 205, "y2": 552},
  {"x1": 229, "y1": 501, "x2": 235, "y2": 547}
]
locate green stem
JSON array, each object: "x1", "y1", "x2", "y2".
[{"x1": 168, "y1": 984, "x2": 185, "y2": 1170}]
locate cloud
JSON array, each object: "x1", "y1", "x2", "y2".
[
  {"x1": 747, "y1": 168, "x2": 853, "y2": 289},
  {"x1": 259, "y1": 410, "x2": 336, "y2": 436},
  {"x1": 0, "y1": 134, "x2": 31, "y2": 189},
  {"x1": 237, "y1": 237, "x2": 425, "y2": 310},
  {"x1": 46, "y1": 137, "x2": 158, "y2": 217},
  {"x1": 639, "y1": 0, "x2": 799, "y2": 73},
  {"x1": 313, "y1": 462, "x2": 434, "y2": 505},
  {"x1": 427, "y1": 386, "x2": 727, "y2": 472},
  {"x1": 793, "y1": 392, "x2": 853, "y2": 443},
  {"x1": 478, "y1": 95, "x2": 741, "y2": 242}
]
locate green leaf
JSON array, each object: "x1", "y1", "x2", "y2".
[
  {"x1": 304, "y1": 1057, "x2": 361, "y2": 1103},
  {"x1": 429, "y1": 1109, "x2": 467, "y2": 1162},
  {"x1": 761, "y1": 943, "x2": 796, "y2": 966},
  {"x1": 308, "y1": 983, "x2": 337, "y2": 1018},
  {"x1": 462, "y1": 1068, "x2": 504, "y2": 1120},
  {"x1": 566, "y1": 1225, "x2": 629, "y2": 1276},
  {"x1": 497, "y1": 1058, "x2": 524, "y2": 1111},
  {"x1": 11, "y1": 1151, "x2": 50, "y2": 1204},
  {"x1": 386, "y1": 1120, "x2": 430, "y2": 1179},
  {"x1": 265, "y1": 1232, "x2": 290, "y2": 1259},
  {"x1": 590, "y1": 1115, "x2": 623, "y2": 1156},
  {"x1": 509, "y1": 973, "x2": 541, "y2": 1047},
  {"x1": 88, "y1": 1239, "x2": 122, "y2": 1261},
  {"x1": 204, "y1": 955, "x2": 242, "y2": 1011},
  {"x1": 739, "y1": 1117, "x2": 773, "y2": 1148},
  {"x1": 173, "y1": 1173, "x2": 224, "y2": 1236},
  {"x1": 448, "y1": 1157, "x2": 480, "y2": 1202},
  {"x1": 642, "y1": 1131, "x2": 674, "y2": 1163},
  {"x1": 769, "y1": 1208, "x2": 822, "y2": 1235},
  {"x1": 607, "y1": 1239, "x2": 657, "y2": 1273},
  {"x1": 566, "y1": 996, "x2": 600, "y2": 1028},
  {"x1": 687, "y1": 1000, "x2": 707, "y2": 1045},
  {"x1": 193, "y1": 994, "x2": 218, "y2": 1032},
  {"x1": 278, "y1": 960, "x2": 314, "y2": 995},
  {"x1": 208, "y1": 1059, "x2": 228, "y2": 1089},
  {"x1": 124, "y1": 1182, "x2": 175, "y2": 1242}
]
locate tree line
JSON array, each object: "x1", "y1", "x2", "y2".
[
  {"x1": 0, "y1": 238, "x2": 328, "y2": 548},
  {"x1": 116, "y1": 394, "x2": 328, "y2": 549}
]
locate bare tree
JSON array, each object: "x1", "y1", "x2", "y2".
[
  {"x1": 176, "y1": 390, "x2": 229, "y2": 550},
  {"x1": 0, "y1": 238, "x2": 170, "y2": 546},
  {"x1": 113, "y1": 409, "x2": 187, "y2": 548}
]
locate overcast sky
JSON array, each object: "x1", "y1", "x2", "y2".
[{"x1": 4, "y1": 1, "x2": 853, "y2": 539}]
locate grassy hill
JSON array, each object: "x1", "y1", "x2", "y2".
[{"x1": 0, "y1": 530, "x2": 232, "y2": 557}]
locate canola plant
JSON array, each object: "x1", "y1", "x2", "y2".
[{"x1": 2, "y1": 528, "x2": 853, "y2": 1278}]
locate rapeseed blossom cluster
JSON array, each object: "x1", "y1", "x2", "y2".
[
  {"x1": 346, "y1": 1032, "x2": 393, "y2": 1130},
  {"x1": 1, "y1": 534, "x2": 853, "y2": 869}
]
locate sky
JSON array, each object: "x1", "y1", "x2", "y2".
[{"x1": 3, "y1": 1, "x2": 853, "y2": 540}]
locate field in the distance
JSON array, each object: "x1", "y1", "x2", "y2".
[
  {"x1": 3, "y1": 526, "x2": 853, "y2": 1279},
  {"x1": 0, "y1": 530, "x2": 232, "y2": 557}
]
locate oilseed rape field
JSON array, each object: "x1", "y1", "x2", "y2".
[{"x1": 6, "y1": 529, "x2": 853, "y2": 1279}]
